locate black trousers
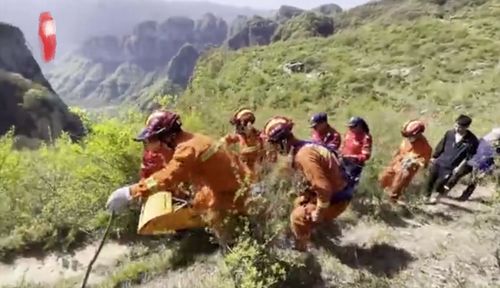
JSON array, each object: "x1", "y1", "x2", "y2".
[
  {"x1": 425, "y1": 163, "x2": 450, "y2": 197},
  {"x1": 444, "y1": 164, "x2": 473, "y2": 191},
  {"x1": 425, "y1": 162, "x2": 475, "y2": 198}
]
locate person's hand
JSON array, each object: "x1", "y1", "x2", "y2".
[{"x1": 106, "y1": 186, "x2": 133, "y2": 214}]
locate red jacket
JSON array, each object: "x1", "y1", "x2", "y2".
[
  {"x1": 340, "y1": 130, "x2": 372, "y2": 165},
  {"x1": 311, "y1": 125, "x2": 341, "y2": 150}
]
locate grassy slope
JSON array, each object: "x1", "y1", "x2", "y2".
[{"x1": 182, "y1": 0, "x2": 499, "y2": 149}]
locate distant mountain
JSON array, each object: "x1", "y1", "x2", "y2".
[
  {"x1": 47, "y1": 3, "x2": 345, "y2": 109},
  {"x1": 46, "y1": 14, "x2": 230, "y2": 109},
  {"x1": 0, "y1": 23, "x2": 84, "y2": 147},
  {"x1": 0, "y1": 0, "x2": 270, "y2": 68}
]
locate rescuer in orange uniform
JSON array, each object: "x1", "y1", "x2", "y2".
[
  {"x1": 262, "y1": 116, "x2": 352, "y2": 251},
  {"x1": 379, "y1": 120, "x2": 433, "y2": 202},
  {"x1": 106, "y1": 110, "x2": 253, "y2": 240},
  {"x1": 223, "y1": 108, "x2": 265, "y2": 171}
]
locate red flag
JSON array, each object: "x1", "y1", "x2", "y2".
[{"x1": 38, "y1": 11, "x2": 57, "y2": 62}]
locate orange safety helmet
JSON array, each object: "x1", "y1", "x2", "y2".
[
  {"x1": 230, "y1": 108, "x2": 256, "y2": 126},
  {"x1": 262, "y1": 116, "x2": 294, "y2": 143},
  {"x1": 134, "y1": 110, "x2": 182, "y2": 141},
  {"x1": 401, "y1": 120, "x2": 425, "y2": 137}
]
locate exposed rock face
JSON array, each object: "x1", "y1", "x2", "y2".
[
  {"x1": 159, "y1": 17, "x2": 195, "y2": 43},
  {"x1": 167, "y1": 44, "x2": 200, "y2": 89},
  {"x1": 276, "y1": 5, "x2": 305, "y2": 22},
  {"x1": 227, "y1": 16, "x2": 278, "y2": 50},
  {"x1": 0, "y1": 23, "x2": 84, "y2": 145},
  {"x1": 79, "y1": 36, "x2": 124, "y2": 63},
  {"x1": 0, "y1": 24, "x2": 54, "y2": 91},
  {"x1": 273, "y1": 12, "x2": 335, "y2": 42},
  {"x1": 49, "y1": 14, "x2": 227, "y2": 107},
  {"x1": 195, "y1": 13, "x2": 228, "y2": 47},
  {"x1": 248, "y1": 17, "x2": 279, "y2": 46}
]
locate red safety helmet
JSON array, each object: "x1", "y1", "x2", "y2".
[
  {"x1": 134, "y1": 110, "x2": 181, "y2": 141},
  {"x1": 401, "y1": 120, "x2": 425, "y2": 137},
  {"x1": 262, "y1": 116, "x2": 294, "y2": 143}
]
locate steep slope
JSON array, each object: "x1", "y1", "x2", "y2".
[
  {"x1": 0, "y1": 23, "x2": 84, "y2": 147},
  {"x1": 47, "y1": 14, "x2": 227, "y2": 109},
  {"x1": 182, "y1": 0, "x2": 500, "y2": 137}
]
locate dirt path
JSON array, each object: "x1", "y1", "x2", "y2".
[
  {"x1": 0, "y1": 242, "x2": 130, "y2": 287},
  {"x1": 314, "y1": 184, "x2": 500, "y2": 288},
  {"x1": 1, "y1": 184, "x2": 498, "y2": 288},
  {"x1": 137, "y1": 184, "x2": 500, "y2": 288}
]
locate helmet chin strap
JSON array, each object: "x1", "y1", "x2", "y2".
[{"x1": 278, "y1": 138, "x2": 288, "y2": 155}]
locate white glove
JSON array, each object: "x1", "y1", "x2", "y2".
[{"x1": 106, "y1": 186, "x2": 133, "y2": 214}]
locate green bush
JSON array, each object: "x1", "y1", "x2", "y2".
[
  {"x1": 0, "y1": 113, "x2": 143, "y2": 260},
  {"x1": 0, "y1": 101, "x2": 219, "y2": 261}
]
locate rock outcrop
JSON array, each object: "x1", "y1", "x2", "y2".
[
  {"x1": 195, "y1": 13, "x2": 228, "y2": 47},
  {"x1": 0, "y1": 23, "x2": 84, "y2": 146},
  {"x1": 167, "y1": 44, "x2": 200, "y2": 89},
  {"x1": 227, "y1": 16, "x2": 278, "y2": 50},
  {"x1": 49, "y1": 14, "x2": 228, "y2": 107},
  {"x1": 79, "y1": 36, "x2": 124, "y2": 63},
  {"x1": 273, "y1": 12, "x2": 335, "y2": 42},
  {"x1": 276, "y1": 5, "x2": 305, "y2": 22}
]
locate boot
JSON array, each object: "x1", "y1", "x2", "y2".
[{"x1": 457, "y1": 184, "x2": 476, "y2": 201}]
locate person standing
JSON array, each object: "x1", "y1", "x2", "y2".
[
  {"x1": 379, "y1": 120, "x2": 432, "y2": 203},
  {"x1": 452, "y1": 127, "x2": 500, "y2": 201},
  {"x1": 425, "y1": 114, "x2": 479, "y2": 203}
]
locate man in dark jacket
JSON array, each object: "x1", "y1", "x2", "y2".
[{"x1": 425, "y1": 115, "x2": 479, "y2": 203}]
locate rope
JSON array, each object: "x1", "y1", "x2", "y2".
[{"x1": 81, "y1": 212, "x2": 115, "y2": 288}]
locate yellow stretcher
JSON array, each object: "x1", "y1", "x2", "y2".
[{"x1": 137, "y1": 191, "x2": 206, "y2": 235}]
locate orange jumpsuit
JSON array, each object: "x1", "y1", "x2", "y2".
[
  {"x1": 290, "y1": 143, "x2": 349, "y2": 251},
  {"x1": 223, "y1": 128, "x2": 265, "y2": 171},
  {"x1": 379, "y1": 136, "x2": 432, "y2": 200},
  {"x1": 130, "y1": 131, "x2": 253, "y2": 237}
]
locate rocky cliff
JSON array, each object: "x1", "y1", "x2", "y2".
[
  {"x1": 48, "y1": 4, "x2": 347, "y2": 108},
  {"x1": 48, "y1": 13, "x2": 227, "y2": 108},
  {"x1": 0, "y1": 23, "x2": 84, "y2": 146}
]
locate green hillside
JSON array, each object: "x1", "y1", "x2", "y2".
[{"x1": 182, "y1": 0, "x2": 499, "y2": 140}]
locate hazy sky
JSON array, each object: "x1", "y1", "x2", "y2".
[{"x1": 166, "y1": 0, "x2": 371, "y2": 10}]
